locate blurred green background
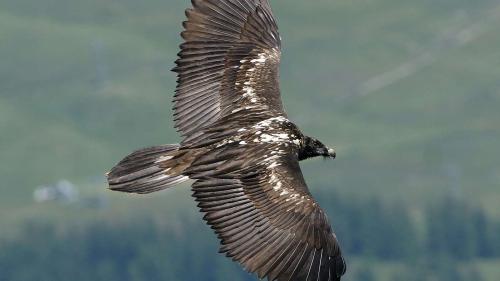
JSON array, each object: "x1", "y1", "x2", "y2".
[{"x1": 1, "y1": 0, "x2": 500, "y2": 280}]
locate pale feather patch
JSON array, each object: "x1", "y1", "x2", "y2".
[
  {"x1": 216, "y1": 138, "x2": 237, "y2": 148},
  {"x1": 154, "y1": 155, "x2": 174, "y2": 163},
  {"x1": 242, "y1": 86, "x2": 256, "y2": 98},
  {"x1": 253, "y1": 116, "x2": 287, "y2": 130},
  {"x1": 251, "y1": 53, "x2": 267, "y2": 64},
  {"x1": 237, "y1": 51, "x2": 279, "y2": 105},
  {"x1": 259, "y1": 133, "x2": 289, "y2": 143},
  {"x1": 268, "y1": 161, "x2": 279, "y2": 169}
]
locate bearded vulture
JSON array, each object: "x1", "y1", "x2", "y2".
[{"x1": 107, "y1": 0, "x2": 346, "y2": 280}]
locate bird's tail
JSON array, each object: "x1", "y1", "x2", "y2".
[{"x1": 107, "y1": 144, "x2": 192, "y2": 194}]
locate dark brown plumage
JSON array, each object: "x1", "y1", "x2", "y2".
[{"x1": 107, "y1": 1, "x2": 346, "y2": 280}]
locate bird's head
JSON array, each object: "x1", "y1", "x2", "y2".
[{"x1": 299, "y1": 136, "x2": 336, "y2": 160}]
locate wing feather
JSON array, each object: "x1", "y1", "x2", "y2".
[
  {"x1": 174, "y1": 0, "x2": 284, "y2": 144},
  {"x1": 170, "y1": 1, "x2": 345, "y2": 280},
  {"x1": 187, "y1": 143, "x2": 345, "y2": 281}
]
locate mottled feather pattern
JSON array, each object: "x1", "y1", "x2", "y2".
[
  {"x1": 107, "y1": 0, "x2": 346, "y2": 280},
  {"x1": 183, "y1": 112, "x2": 345, "y2": 281},
  {"x1": 173, "y1": 0, "x2": 283, "y2": 144}
]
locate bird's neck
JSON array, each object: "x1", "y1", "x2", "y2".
[{"x1": 298, "y1": 136, "x2": 320, "y2": 161}]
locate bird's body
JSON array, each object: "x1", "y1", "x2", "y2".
[{"x1": 107, "y1": 0, "x2": 346, "y2": 280}]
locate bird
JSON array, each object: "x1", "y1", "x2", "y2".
[{"x1": 107, "y1": 0, "x2": 346, "y2": 280}]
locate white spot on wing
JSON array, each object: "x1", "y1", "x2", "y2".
[
  {"x1": 242, "y1": 86, "x2": 256, "y2": 98},
  {"x1": 155, "y1": 155, "x2": 173, "y2": 163},
  {"x1": 268, "y1": 161, "x2": 279, "y2": 169},
  {"x1": 253, "y1": 116, "x2": 287, "y2": 130},
  {"x1": 216, "y1": 138, "x2": 238, "y2": 148},
  {"x1": 155, "y1": 174, "x2": 170, "y2": 180},
  {"x1": 259, "y1": 133, "x2": 289, "y2": 143},
  {"x1": 269, "y1": 172, "x2": 283, "y2": 192},
  {"x1": 251, "y1": 53, "x2": 267, "y2": 64}
]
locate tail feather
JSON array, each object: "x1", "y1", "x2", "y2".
[{"x1": 107, "y1": 144, "x2": 189, "y2": 194}]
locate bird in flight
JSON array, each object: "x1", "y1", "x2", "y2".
[{"x1": 107, "y1": 0, "x2": 346, "y2": 280}]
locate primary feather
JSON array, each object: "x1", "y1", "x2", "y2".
[{"x1": 107, "y1": 1, "x2": 346, "y2": 280}]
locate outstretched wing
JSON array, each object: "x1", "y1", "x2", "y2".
[
  {"x1": 186, "y1": 143, "x2": 346, "y2": 281},
  {"x1": 173, "y1": 0, "x2": 284, "y2": 144}
]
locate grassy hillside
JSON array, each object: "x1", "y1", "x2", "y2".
[
  {"x1": 1, "y1": 0, "x2": 500, "y2": 279},
  {"x1": 1, "y1": 0, "x2": 499, "y2": 213}
]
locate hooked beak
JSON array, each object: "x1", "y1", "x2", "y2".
[
  {"x1": 327, "y1": 147, "x2": 336, "y2": 159},
  {"x1": 318, "y1": 147, "x2": 336, "y2": 159}
]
